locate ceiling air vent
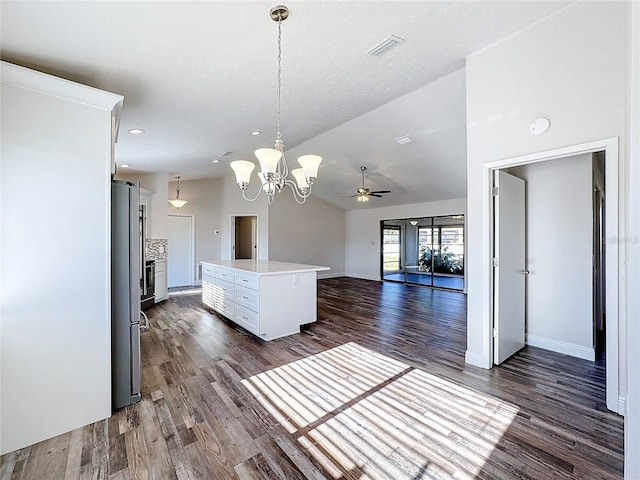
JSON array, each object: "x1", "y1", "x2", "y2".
[
  {"x1": 220, "y1": 151, "x2": 234, "y2": 157},
  {"x1": 395, "y1": 135, "x2": 413, "y2": 145},
  {"x1": 366, "y1": 35, "x2": 405, "y2": 57}
]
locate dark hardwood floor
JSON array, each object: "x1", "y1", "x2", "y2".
[{"x1": 0, "y1": 278, "x2": 624, "y2": 479}]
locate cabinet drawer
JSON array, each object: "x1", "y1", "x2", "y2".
[
  {"x1": 235, "y1": 304, "x2": 259, "y2": 329},
  {"x1": 235, "y1": 285, "x2": 259, "y2": 312},
  {"x1": 202, "y1": 273, "x2": 216, "y2": 285},
  {"x1": 216, "y1": 301, "x2": 234, "y2": 319},
  {"x1": 216, "y1": 278, "x2": 235, "y2": 302},
  {"x1": 216, "y1": 267, "x2": 234, "y2": 282},
  {"x1": 235, "y1": 272, "x2": 259, "y2": 290},
  {"x1": 202, "y1": 263, "x2": 215, "y2": 277}
]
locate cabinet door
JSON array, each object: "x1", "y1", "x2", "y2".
[{"x1": 154, "y1": 260, "x2": 168, "y2": 302}]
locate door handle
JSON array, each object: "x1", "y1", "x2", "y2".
[{"x1": 521, "y1": 269, "x2": 530, "y2": 275}]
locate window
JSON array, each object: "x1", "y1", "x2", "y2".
[{"x1": 380, "y1": 216, "x2": 464, "y2": 290}]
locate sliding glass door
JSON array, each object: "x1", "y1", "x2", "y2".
[
  {"x1": 381, "y1": 215, "x2": 465, "y2": 290},
  {"x1": 381, "y1": 221, "x2": 403, "y2": 281}
]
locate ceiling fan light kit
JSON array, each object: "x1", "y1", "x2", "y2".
[
  {"x1": 337, "y1": 165, "x2": 391, "y2": 203},
  {"x1": 230, "y1": 4, "x2": 321, "y2": 206}
]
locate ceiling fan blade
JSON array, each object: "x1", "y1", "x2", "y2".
[
  {"x1": 350, "y1": 194, "x2": 359, "y2": 197},
  {"x1": 335, "y1": 192, "x2": 356, "y2": 195},
  {"x1": 370, "y1": 190, "x2": 391, "y2": 194},
  {"x1": 369, "y1": 193, "x2": 383, "y2": 197}
]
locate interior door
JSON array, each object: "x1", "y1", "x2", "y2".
[
  {"x1": 168, "y1": 215, "x2": 193, "y2": 287},
  {"x1": 493, "y1": 170, "x2": 526, "y2": 364}
]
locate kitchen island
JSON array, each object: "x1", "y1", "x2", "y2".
[{"x1": 201, "y1": 260, "x2": 330, "y2": 340}]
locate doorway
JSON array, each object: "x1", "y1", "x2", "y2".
[
  {"x1": 484, "y1": 137, "x2": 620, "y2": 413},
  {"x1": 592, "y1": 152, "x2": 606, "y2": 363},
  {"x1": 232, "y1": 215, "x2": 257, "y2": 260},
  {"x1": 168, "y1": 214, "x2": 194, "y2": 287}
]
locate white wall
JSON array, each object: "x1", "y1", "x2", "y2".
[
  {"x1": 116, "y1": 171, "x2": 169, "y2": 238},
  {"x1": 269, "y1": 192, "x2": 345, "y2": 277},
  {"x1": 465, "y1": 2, "x2": 627, "y2": 372},
  {"x1": 221, "y1": 172, "x2": 269, "y2": 260},
  {"x1": 0, "y1": 63, "x2": 121, "y2": 454},
  {"x1": 345, "y1": 198, "x2": 466, "y2": 280},
  {"x1": 510, "y1": 154, "x2": 593, "y2": 360},
  {"x1": 625, "y1": 2, "x2": 640, "y2": 476},
  {"x1": 168, "y1": 177, "x2": 223, "y2": 282}
]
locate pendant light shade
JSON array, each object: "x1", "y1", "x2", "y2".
[
  {"x1": 168, "y1": 198, "x2": 188, "y2": 209},
  {"x1": 254, "y1": 148, "x2": 282, "y2": 175},
  {"x1": 168, "y1": 176, "x2": 188, "y2": 209},
  {"x1": 297, "y1": 154, "x2": 322, "y2": 183},
  {"x1": 291, "y1": 168, "x2": 309, "y2": 190},
  {"x1": 230, "y1": 160, "x2": 256, "y2": 186}
]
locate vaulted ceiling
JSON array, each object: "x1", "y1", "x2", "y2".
[{"x1": 1, "y1": 1, "x2": 571, "y2": 209}]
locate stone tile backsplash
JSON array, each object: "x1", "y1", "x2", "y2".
[{"x1": 146, "y1": 238, "x2": 168, "y2": 261}]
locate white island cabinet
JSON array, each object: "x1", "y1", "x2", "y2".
[{"x1": 201, "y1": 260, "x2": 329, "y2": 340}]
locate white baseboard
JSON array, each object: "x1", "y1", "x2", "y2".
[
  {"x1": 526, "y1": 334, "x2": 595, "y2": 361},
  {"x1": 618, "y1": 396, "x2": 626, "y2": 416},
  {"x1": 317, "y1": 271, "x2": 344, "y2": 280},
  {"x1": 465, "y1": 350, "x2": 490, "y2": 369},
  {"x1": 344, "y1": 273, "x2": 381, "y2": 281}
]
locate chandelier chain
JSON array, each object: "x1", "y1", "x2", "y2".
[{"x1": 275, "y1": 12, "x2": 283, "y2": 147}]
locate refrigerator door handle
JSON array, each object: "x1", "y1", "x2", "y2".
[{"x1": 130, "y1": 323, "x2": 141, "y2": 397}]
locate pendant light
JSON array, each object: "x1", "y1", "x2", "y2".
[
  {"x1": 230, "y1": 5, "x2": 322, "y2": 205},
  {"x1": 168, "y1": 176, "x2": 188, "y2": 209}
]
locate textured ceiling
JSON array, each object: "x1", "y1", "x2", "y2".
[{"x1": 0, "y1": 1, "x2": 571, "y2": 210}]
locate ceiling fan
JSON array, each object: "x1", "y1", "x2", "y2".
[{"x1": 337, "y1": 166, "x2": 391, "y2": 202}]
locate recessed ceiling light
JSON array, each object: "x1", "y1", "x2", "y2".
[
  {"x1": 128, "y1": 128, "x2": 145, "y2": 135},
  {"x1": 395, "y1": 135, "x2": 413, "y2": 145},
  {"x1": 212, "y1": 159, "x2": 220, "y2": 163},
  {"x1": 120, "y1": 164, "x2": 131, "y2": 168},
  {"x1": 251, "y1": 131, "x2": 262, "y2": 136}
]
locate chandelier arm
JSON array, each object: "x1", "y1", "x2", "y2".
[
  {"x1": 280, "y1": 151, "x2": 289, "y2": 180},
  {"x1": 241, "y1": 186, "x2": 264, "y2": 202},
  {"x1": 283, "y1": 179, "x2": 311, "y2": 203}
]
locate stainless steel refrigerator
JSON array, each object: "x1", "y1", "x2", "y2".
[{"x1": 111, "y1": 180, "x2": 142, "y2": 409}]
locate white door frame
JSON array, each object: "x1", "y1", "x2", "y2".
[
  {"x1": 229, "y1": 214, "x2": 259, "y2": 260},
  {"x1": 168, "y1": 214, "x2": 195, "y2": 287},
  {"x1": 482, "y1": 137, "x2": 621, "y2": 413}
]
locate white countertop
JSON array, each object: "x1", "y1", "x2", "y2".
[{"x1": 201, "y1": 259, "x2": 330, "y2": 276}]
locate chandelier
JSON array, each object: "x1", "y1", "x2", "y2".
[
  {"x1": 168, "y1": 176, "x2": 188, "y2": 209},
  {"x1": 230, "y1": 5, "x2": 321, "y2": 205}
]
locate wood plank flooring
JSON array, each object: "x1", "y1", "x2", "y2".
[{"x1": 1, "y1": 278, "x2": 624, "y2": 479}]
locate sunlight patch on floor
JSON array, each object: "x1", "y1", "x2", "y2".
[{"x1": 241, "y1": 342, "x2": 518, "y2": 479}]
